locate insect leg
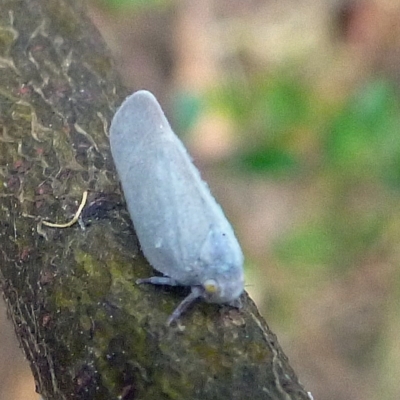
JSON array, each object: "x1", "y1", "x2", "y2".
[
  {"x1": 136, "y1": 276, "x2": 181, "y2": 286},
  {"x1": 166, "y1": 286, "x2": 203, "y2": 326}
]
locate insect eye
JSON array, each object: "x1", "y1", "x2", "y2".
[{"x1": 203, "y1": 279, "x2": 219, "y2": 294}]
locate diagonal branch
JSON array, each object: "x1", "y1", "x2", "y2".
[{"x1": 0, "y1": 0, "x2": 310, "y2": 399}]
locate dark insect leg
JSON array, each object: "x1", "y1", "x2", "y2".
[{"x1": 167, "y1": 286, "x2": 203, "y2": 326}]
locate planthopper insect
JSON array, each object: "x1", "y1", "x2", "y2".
[{"x1": 110, "y1": 90, "x2": 244, "y2": 325}]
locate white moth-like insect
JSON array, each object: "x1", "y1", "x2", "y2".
[{"x1": 110, "y1": 90, "x2": 244, "y2": 325}]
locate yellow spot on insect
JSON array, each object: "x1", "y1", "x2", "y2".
[
  {"x1": 42, "y1": 190, "x2": 88, "y2": 228},
  {"x1": 204, "y1": 279, "x2": 219, "y2": 294}
]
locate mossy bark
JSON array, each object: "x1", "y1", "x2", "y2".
[{"x1": 0, "y1": 0, "x2": 310, "y2": 399}]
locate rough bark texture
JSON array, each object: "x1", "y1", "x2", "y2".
[{"x1": 0, "y1": 0, "x2": 310, "y2": 399}]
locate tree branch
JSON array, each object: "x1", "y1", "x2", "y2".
[{"x1": 0, "y1": 0, "x2": 310, "y2": 399}]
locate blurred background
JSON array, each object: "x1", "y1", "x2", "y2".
[{"x1": 2, "y1": 0, "x2": 400, "y2": 399}]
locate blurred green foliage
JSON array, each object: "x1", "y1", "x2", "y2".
[
  {"x1": 173, "y1": 91, "x2": 203, "y2": 137},
  {"x1": 326, "y1": 79, "x2": 400, "y2": 187},
  {"x1": 203, "y1": 75, "x2": 400, "y2": 185},
  {"x1": 274, "y1": 222, "x2": 337, "y2": 270},
  {"x1": 181, "y1": 73, "x2": 400, "y2": 276},
  {"x1": 204, "y1": 75, "x2": 318, "y2": 176},
  {"x1": 96, "y1": 0, "x2": 170, "y2": 11}
]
